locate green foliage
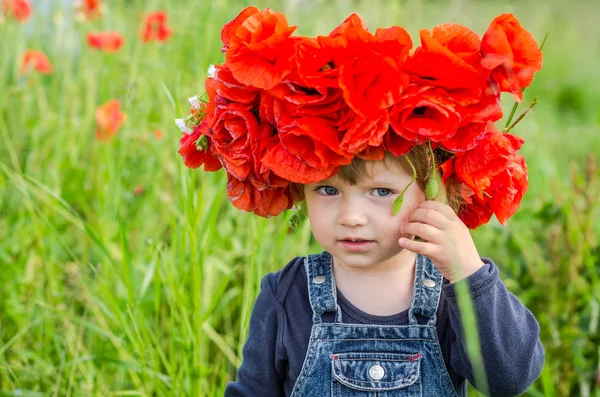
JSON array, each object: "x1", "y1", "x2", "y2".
[{"x1": 0, "y1": 0, "x2": 599, "y2": 396}]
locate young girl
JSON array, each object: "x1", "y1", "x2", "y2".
[{"x1": 176, "y1": 6, "x2": 546, "y2": 396}]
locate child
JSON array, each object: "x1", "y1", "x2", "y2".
[{"x1": 176, "y1": 6, "x2": 545, "y2": 396}]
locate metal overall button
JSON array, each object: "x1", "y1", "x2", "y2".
[
  {"x1": 312, "y1": 276, "x2": 326, "y2": 284},
  {"x1": 368, "y1": 364, "x2": 385, "y2": 381},
  {"x1": 421, "y1": 279, "x2": 436, "y2": 288}
]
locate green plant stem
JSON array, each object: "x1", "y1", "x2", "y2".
[{"x1": 399, "y1": 155, "x2": 417, "y2": 198}]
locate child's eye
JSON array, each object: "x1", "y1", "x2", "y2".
[
  {"x1": 315, "y1": 186, "x2": 338, "y2": 196},
  {"x1": 372, "y1": 188, "x2": 393, "y2": 197}
]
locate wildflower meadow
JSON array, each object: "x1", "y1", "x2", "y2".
[{"x1": 0, "y1": 0, "x2": 599, "y2": 396}]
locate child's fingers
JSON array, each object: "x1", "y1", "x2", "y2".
[
  {"x1": 407, "y1": 208, "x2": 448, "y2": 230},
  {"x1": 398, "y1": 237, "x2": 439, "y2": 258},
  {"x1": 414, "y1": 200, "x2": 457, "y2": 221},
  {"x1": 401, "y1": 222, "x2": 441, "y2": 243}
]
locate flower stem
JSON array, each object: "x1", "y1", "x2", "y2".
[
  {"x1": 502, "y1": 97, "x2": 538, "y2": 134},
  {"x1": 503, "y1": 32, "x2": 548, "y2": 129},
  {"x1": 400, "y1": 155, "x2": 417, "y2": 198}
]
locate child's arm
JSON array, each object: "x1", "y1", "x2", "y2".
[
  {"x1": 225, "y1": 274, "x2": 287, "y2": 397},
  {"x1": 399, "y1": 200, "x2": 545, "y2": 395},
  {"x1": 443, "y1": 259, "x2": 545, "y2": 396}
]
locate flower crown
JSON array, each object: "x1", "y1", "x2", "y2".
[{"x1": 175, "y1": 6, "x2": 543, "y2": 229}]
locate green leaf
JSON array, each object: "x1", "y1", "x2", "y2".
[{"x1": 393, "y1": 194, "x2": 404, "y2": 216}]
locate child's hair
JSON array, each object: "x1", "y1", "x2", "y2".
[{"x1": 290, "y1": 144, "x2": 464, "y2": 214}]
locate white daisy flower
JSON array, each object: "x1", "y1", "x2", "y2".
[
  {"x1": 207, "y1": 64, "x2": 216, "y2": 78},
  {"x1": 188, "y1": 96, "x2": 201, "y2": 110},
  {"x1": 175, "y1": 118, "x2": 192, "y2": 134}
]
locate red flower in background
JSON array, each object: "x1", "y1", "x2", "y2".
[
  {"x1": 20, "y1": 50, "x2": 52, "y2": 74},
  {"x1": 481, "y1": 14, "x2": 543, "y2": 102},
  {"x1": 87, "y1": 31, "x2": 124, "y2": 52},
  {"x1": 1, "y1": 0, "x2": 31, "y2": 22},
  {"x1": 95, "y1": 99, "x2": 126, "y2": 140},
  {"x1": 224, "y1": 7, "x2": 297, "y2": 89},
  {"x1": 75, "y1": 0, "x2": 103, "y2": 20},
  {"x1": 141, "y1": 11, "x2": 172, "y2": 42}
]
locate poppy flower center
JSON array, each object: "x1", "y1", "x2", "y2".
[{"x1": 412, "y1": 106, "x2": 427, "y2": 116}]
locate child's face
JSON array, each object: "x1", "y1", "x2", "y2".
[{"x1": 303, "y1": 157, "x2": 426, "y2": 271}]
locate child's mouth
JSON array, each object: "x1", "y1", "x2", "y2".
[{"x1": 339, "y1": 240, "x2": 374, "y2": 251}]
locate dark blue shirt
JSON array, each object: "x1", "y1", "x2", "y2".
[{"x1": 225, "y1": 256, "x2": 545, "y2": 396}]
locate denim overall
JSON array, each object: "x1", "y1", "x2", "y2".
[{"x1": 290, "y1": 251, "x2": 458, "y2": 396}]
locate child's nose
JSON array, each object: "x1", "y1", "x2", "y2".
[{"x1": 337, "y1": 199, "x2": 368, "y2": 226}]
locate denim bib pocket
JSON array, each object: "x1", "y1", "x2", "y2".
[{"x1": 330, "y1": 352, "x2": 422, "y2": 396}]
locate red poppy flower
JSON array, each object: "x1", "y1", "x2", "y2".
[
  {"x1": 213, "y1": 64, "x2": 260, "y2": 105},
  {"x1": 261, "y1": 115, "x2": 353, "y2": 184},
  {"x1": 141, "y1": 11, "x2": 172, "y2": 43},
  {"x1": 481, "y1": 14, "x2": 543, "y2": 102},
  {"x1": 486, "y1": 155, "x2": 528, "y2": 224},
  {"x1": 339, "y1": 110, "x2": 389, "y2": 154},
  {"x1": 456, "y1": 193, "x2": 494, "y2": 229},
  {"x1": 268, "y1": 79, "x2": 347, "y2": 125},
  {"x1": 1, "y1": 0, "x2": 31, "y2": 22},
  {"x1": 258, "y1": 91, "x2": 285, "y2": 127},
  {"x1": 389, "y1": 86, "x2": 462, "y2": 144},
  {"x1": 226, "y1": 173, "x2": 293, "y2": 217},
  {"x1": 87, "y1": 31, "x2": 124, "y2": 52},
  {"x1": 452, "y1": 127, "x2": 524, "y2": 199},
  {"x1": 75, "y1": 0, "x2": 103, "y2": 20},
  {"x1": 459, "y1": 81, "x2": 503, "y2": 125},
  {"x1": 383, "y1": 128, "x2": 415, "y2": 157},
  {"x1": 20, "y1": 50, "x2": 52, "y2": 74},
  {"x1": 178, "y1": 121, "x2": 222, "y2": 171},
  {"x1": 439, "y1": 125, "x2": 528, "y2": 227},
  {"x1": 356, "y1": 144, "x2": 386, "y2": 161},
  {"x1": 95, "y1": 99, "x2": 126, "y2": 140},
  {"x1": 205, "y1": 102, "x2": 259, "y2": 181},
  {"x1": 249, "y1": 123, "x2": 290, "y2": 190},
  {"x1": 439, "y1": 122, "x2": 486, "y2": 153},
  {"x1": 224, "y1": 7, "x2": 297, "y2": 89},
  {"x1": 335, "y1": 22, "x2": 412, "y2": 119},
  {"x1": 220, "y1": 6, "x2": 260, "y2": 52},
  {"x1": 403, "y1": 24, "x2": 486, "y2": 106},
  {"x1": 295, "y1": 36, "x2": 343, "y2": 89}
]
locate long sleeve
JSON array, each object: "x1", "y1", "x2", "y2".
[
  {"x1": 443, "y1": 258, "x2": 545, "y2": 397},
  {"x1": 225, "y1": 274, "x2": 287, "y2": 397}
]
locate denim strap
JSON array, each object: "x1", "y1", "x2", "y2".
[
  {"x1": 304, "y1": 252, "x2": 343, "y2": 324},
  {"x1": 408, "y1": 254, "x2": 444, "y2": 326}
]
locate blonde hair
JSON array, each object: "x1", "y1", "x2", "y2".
[{"x1": 290, "y1": 145, "x2": 464, "y2": 214}]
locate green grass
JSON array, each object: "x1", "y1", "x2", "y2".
[{"x1": 0, "y1": 0, "x2": 599, "y2": 395}]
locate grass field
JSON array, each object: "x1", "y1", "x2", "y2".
[{"x1": 1, "y1": 0, "x2": 599, "y2": 395}]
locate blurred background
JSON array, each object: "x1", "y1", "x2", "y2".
[{"x1": 0, "y1": 0, "x2": 598, "y2": 395}]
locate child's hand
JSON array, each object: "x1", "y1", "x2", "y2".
[{"x1": 398, "y1": 200, "x2": 484, "y2": 284}]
